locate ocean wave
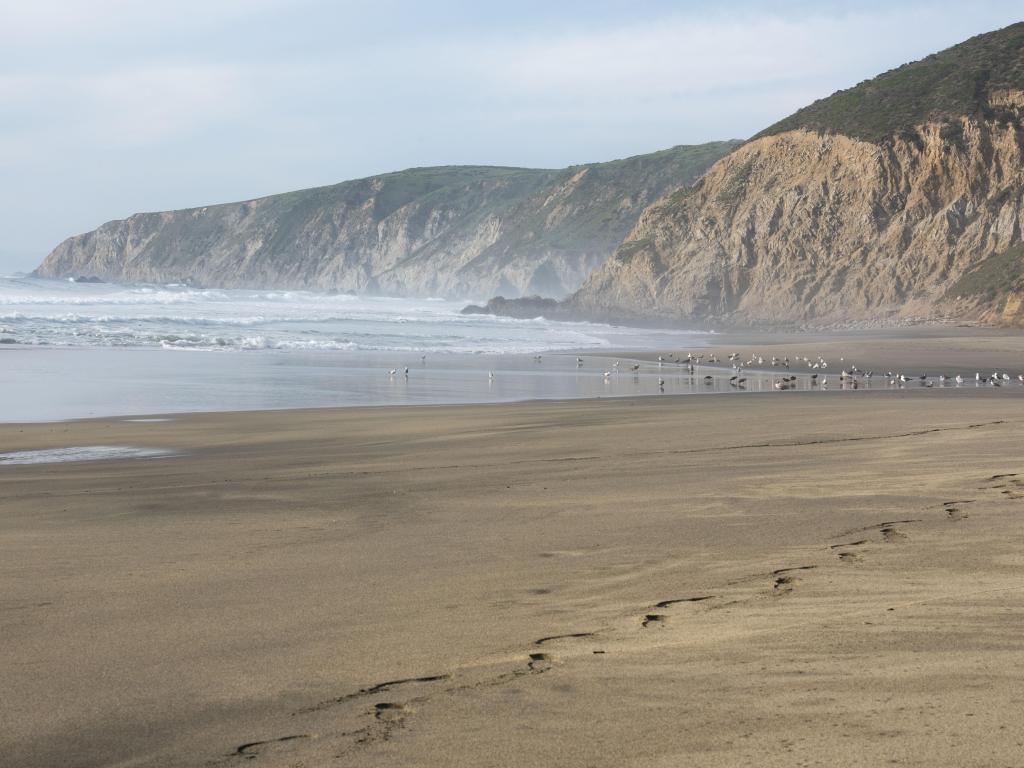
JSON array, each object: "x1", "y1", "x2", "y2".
[{"x1": 0, "y1": 276, "x2": 705, "y2": 354}]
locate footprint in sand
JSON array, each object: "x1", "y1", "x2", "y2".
[
  {"x1": 374, "y1": 702, "x2": 406, "y2": 721},
  {"x1": 830, "y1": 540, "x2": 868, "y2": 549},
  {"x1": 534, "y1": 632, "x2": 596, "y2": 646},
  {"x1": 771, "y1": 566, "x2": 816, "y2": 594},
  {"x1": 879, "y1": 526, "x2": 907, "y2": 542},
  {"x1": 234, "y1": 734, "x2": 310, "y2": 759},
  {"x1": 653, "y1": 595, "x2": 716, "y2": 609},
  {"x1": 943, "y1": 500, "x2": 973, "y2": 520},
  {"x1": 981, "y1": 473, "x2": 1024, "y2": 497},
  {"x1": 641, "y1": 614, "x2": 667, "y2": 628},
  {"x1": 527, "y1": 652, "x2": 553, "y2": 671},
  {"x1": 837, "y1": 551, "x2": 861, "y2": 563},
  {"x1": 773, "y1": 575, "x2": 798, "y2": 593}
]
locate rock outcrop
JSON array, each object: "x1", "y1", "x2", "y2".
[{"x1": 34, "y1": 143, "x2": 738, "y2": 299}]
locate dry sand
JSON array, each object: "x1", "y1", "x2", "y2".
[{"x1": 3, "y1": 387, "x2": 1024, "y2": 766}]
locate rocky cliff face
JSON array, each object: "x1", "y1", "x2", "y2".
[
  {"x1": 34, "y1": 143, "x2": 737, "y2": 299},
  {"x1": 571, "y1": 117, "x2": 1024, "y2": 325},
  {"x1": 570, "y1": 24, "x2": 1024, "y2": 327}
]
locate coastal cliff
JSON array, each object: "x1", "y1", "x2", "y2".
[
  {"x1": 34, "y1": 143, "x2": 737, "y2": 299},
  {"x1": 569, "y1": 24, "x2": 1024, "y2": 327}
]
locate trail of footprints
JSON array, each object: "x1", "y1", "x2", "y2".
[{"x1": 228, "y1": 469, "x2": 1021, "y2": 763}]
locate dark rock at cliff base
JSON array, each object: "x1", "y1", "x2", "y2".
[
  {"x1": 462, "y1": 296, "x2": 567, "y2": 320},
  {"x1": 73, "y1": 276, "x2": 105, "y2": 284}
]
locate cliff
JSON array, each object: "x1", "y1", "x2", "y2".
[
  {"x1": 34, "y1": 143, "x2": 737, "y2": 299},
  {"x1": 569, "y1": 23, "x2": 1024, "y2": 327}
]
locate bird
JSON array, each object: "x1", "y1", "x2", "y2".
[
  {"x1": 658, "y1": 378, "x2": 665, "y2": 387},
  {"x1": 703, "y1": 375, "x2": 714, "y2": 384},
  {"x1": 576, "y1": 356, "x2": 584, "y2": 366},
  {"x1": 387, "y1": 369, "x2": 397, "y2": 376},
  {"x1": 404, "y1": 367, "x2": 409, "y2": 376},
  {"x1": 631, "y1": 364, "x2": 641, "y2": 373},
  {"x1": 603, "y1": 371, "x2": 612, "y2": 378},
  {"x1": 488, "y1": 371, "x2": 495, "y2": 380},
  {"x1": 955, "y1": 374, "x2": 964, "y2": 385}
]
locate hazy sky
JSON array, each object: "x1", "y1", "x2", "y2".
[{"x1": 2, "y1": 0, "x2": 1022, "y2": 272}]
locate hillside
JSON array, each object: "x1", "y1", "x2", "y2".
[
  {"x1": 34, "y1": 142, "x2": 738, "y2": 299},
  {"x1": 569, "y1": 23, "x2": 1024, "y2": 327}
]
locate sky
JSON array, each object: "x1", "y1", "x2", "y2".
[{"x1": 2, "y1": 0, "x2": 1023, "y2": 272}]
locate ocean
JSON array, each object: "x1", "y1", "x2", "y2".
[{"x1": 0, "y1": 276, "x2": 711, "y2": 421}]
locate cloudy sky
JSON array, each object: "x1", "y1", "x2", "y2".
[{"x1": 2, "y1": 0, "x2": 1022, "y2": 272}]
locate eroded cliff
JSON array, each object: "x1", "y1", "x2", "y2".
[
  {"x1": 35, "y1": 143, "x2": 737, "y2": 299},
  {"x1": 572, "y1": 118, "x2": 1024, "y2": 325}
]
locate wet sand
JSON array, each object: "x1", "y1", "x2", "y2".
[
  {"x1": 629, "y1": 327, "x2": 1024, "y2": 376},
  {"x1": 3, "y1": 388, "x2": 1024, "y2": 766}
]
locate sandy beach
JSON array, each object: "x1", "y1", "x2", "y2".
[{"x1": 3, "y1": 375, "x2": 1024, "y2": 767}]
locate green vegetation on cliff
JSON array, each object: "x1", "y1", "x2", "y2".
[
  {"x1": 758, "y1": 22, "x2": 1024, "y2": 143},
  {"x1": 946, "y1": 243, "x2": 1024, "y2": 303}
]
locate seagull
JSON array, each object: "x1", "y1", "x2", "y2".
[
  {"x1": 488, "y1": 371, "x2": 495, "y2": 379},
  {"x1": 603, "y1": 371, "x2": 612, "y2": 378},
  {"x1": 387, "y1": 369, "x2": 397, "y2": 376},
  {"x1": 576, "y1": 356, "x2": 584, "y2": 366},
  {"x1": 631, "y1": 364, "x2": 641, "y2": 373},
  {"x1": 955, "y1": 374, "x2": 964, "y2": 385},
  {"x1": 404, "y1": 367, "x2": 409, "y2": 376}
]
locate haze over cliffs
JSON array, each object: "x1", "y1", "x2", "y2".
[
  {"x1": 570, "y1": 23, "x2": 1024, "y2": 326},
  {"x1": 34, "y1": 143, "x2": 737, "y2": 299}
]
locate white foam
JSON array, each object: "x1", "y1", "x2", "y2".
[
  {"x1": 0, "y1": 276, "x2": 707, "y2": 354},
  {"x1": 0, "y1": 446, "x2": 176, "y2": 465}
]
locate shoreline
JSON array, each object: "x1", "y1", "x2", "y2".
[{"x1": 4, "y1": 326, "x2": 1024, "y2": 423}]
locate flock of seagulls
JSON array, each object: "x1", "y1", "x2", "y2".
[{"x1": 382, "y1": 351, "x2": 1024, "y2": 395}]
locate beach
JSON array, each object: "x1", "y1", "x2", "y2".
[{"x1": 3, "y1": 378, "x2": 1024, "y2": 766}]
